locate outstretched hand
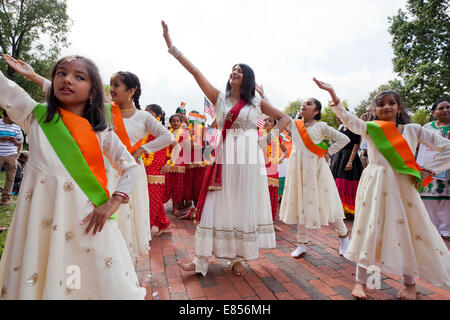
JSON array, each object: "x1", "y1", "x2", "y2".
[
  {"x1": 255, "y1": 83, "x2": 265, "y2": 99},
  {"x1": 161, "y1": 20, "x2": 173, "y2": 48},
  {"x1": 1, "y1": 54, "x2": 35, "y2": 79},
  {"x1": 313, "y1": 77, "x2": 333, "y2": 92}
]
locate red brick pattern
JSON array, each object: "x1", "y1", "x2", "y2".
[{"x1": 138, "y1": 211, "x2": 450, "y2": 300}]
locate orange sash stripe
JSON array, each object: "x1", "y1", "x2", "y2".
[
  {"x1": 295, "y1": 119, "x2": 327, "y2": 158},
  {"x1": 374, "y1": 121, "x2": 422, "y2": 171},
  {"x1": 372, "y1": 121, "x2": 432, "y2": 187},
  {"x1": 111, "y1": 102, "x2": 145, "y2": 154},
  {"x1": 59, "y1": 108, "x2": 110, "y2": 197}
]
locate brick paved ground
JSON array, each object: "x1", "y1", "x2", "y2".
[{"x1": 135, "y1": 204, "x2": 450, "y2": 301}]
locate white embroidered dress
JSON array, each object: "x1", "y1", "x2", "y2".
[
  {"x1": 279, "y1": 120, "x2": 350, "y2": 227},
  {"x1": 193, "y1": 92, "x2": 276, "y2": 276},
  {"x1": 106, "y1": 109, "x2": 173, "y2": 259},
  {"x1": 0, "y1": 72, "x2": 145, "y2": 299},
  {"x1": 332, "y1": 103, "x2": 450, "y2": 286}
]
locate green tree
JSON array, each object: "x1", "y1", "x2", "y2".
[
  {"x1": 388, "y1": 0, "x2": 450, "y2": 108},
  {"x1": 354, "y1": 80, "x2": 405, "y2": 117},
  {"x1": 321, "y1": 100, "x2": 350, "y2": 129},
  {"x1": 283, "y1": 99, "x2": 303, "y2": 119},
  {"x1": 411, "y1": 107, "x2": 432, "y2": 126},
  {"x1": 0, "y1": 0, "x2": 72, "y2": 101}
]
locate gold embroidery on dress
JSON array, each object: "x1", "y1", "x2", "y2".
[
  {"x1": 28, "y1": 273, "x2": 38, "y2": 286},
  {"x1": 40, "y1": 178, "x2": 46, "y2": 184},
  {"x1": 41, "y1": 218, "x2": 53, "y2": 230},
  {"x1": 65, "y1": 232, "x2": 74, "y2": 242},
  {"x1": 52, "y1": 225, "x2": 58, "y2": 231},
  {"x1": 25, "y1": 189, "x2": 33, "y2": 200},
  {"x1": 104, "y1": 257, "x2": 115, "y2": 269},
  {"x1": 1, "y1": 286, "x2": 7, "y2": 298},
  {"x1": 66, "y1": 287, "x2": 74, "y2": 295},
  {"x1": 63, "y1": 181, "x2": 74, "y2": 192}
]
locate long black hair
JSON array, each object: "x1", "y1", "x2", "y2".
[
  {"x1": 225, "y1": 63, "x2": 256, "y2": 105},
  {"x1": 146, "y1": 104, "x2": 165, "y2": 125},
  {"x1": 373, "y1": 90, "x2": 411, "y2": 124},
  {"x1": 113, "y1": 71, "x2": 142, "y2": 109},
  {"x1": 46, "y1": 55, "x2": 107, "y2": 132}
]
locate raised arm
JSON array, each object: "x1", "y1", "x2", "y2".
[
  {"x1": 260, "y1": 99, "x2": 291, "y2": 134},
  {"x1": 2, "y1": 54, "x2": 47, "y2": 90},
  {"x1": 313, "y1": 77, "x2": 367, "y2": 137},
  {"x1": 162, "y1": 20, "x2": 220, "y2": 105}
]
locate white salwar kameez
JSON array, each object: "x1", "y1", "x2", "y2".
[
  {"x1": 279, "y1": 120, "x2": 350, "y2": 229},
  {"x1": 106, "y1": 110, "x2": 173, "y2": 259},
  {"x1": 193, "y1": 92, "x2": 276, "y2": 276},
  {"x1": 332, "y1": 103, "x2": 450, "y2": 287},
  {"x1": 0, "y1": 72, "x2": 145, "y2": 299}
]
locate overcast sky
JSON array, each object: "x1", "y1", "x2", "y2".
[{"x1": 60, "y1": 0, "x2": 407, "y2": 119}]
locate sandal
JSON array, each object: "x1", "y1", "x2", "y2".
[{"x1": 231, "y1": 261, "x2": 247, "y2": 277}]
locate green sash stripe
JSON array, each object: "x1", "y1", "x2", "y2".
[
  {"x1": 316, "y1": 140, "x2": 329, "y2": 151},
  {"x1": 33, "y1": 104, "x2": 112, "y2": 212},
  {"x1": 366, "y1": 121, "x2": 422, "y2": 184}
]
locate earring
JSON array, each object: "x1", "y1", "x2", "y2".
[
  {"x1": 89, "y1": 97, "x2": 93, "y2": 105},
  {"x1": 128, "y1": 93, "x2": 133, "y2": 101}
]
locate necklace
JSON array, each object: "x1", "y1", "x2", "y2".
[{"x1": 121, "y1": 107, "x2": 135, "y2": 112}]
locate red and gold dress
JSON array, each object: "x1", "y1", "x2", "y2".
[
  {"x1": 142, "y1": 134, "x2": 170, "y2": 231},
  {"x1": 260, "y1": 129, "x2": 283, "y2": 222},
  {"x1": 164, "y1": 127, "x2": 188, "y2": 207}
]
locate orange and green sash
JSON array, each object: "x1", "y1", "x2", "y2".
[
  {"x1": 33, "y1": 104, "x2": 112, "y2": 212},
  {"x1": 367, "y1": 120, "x2": 433, "y2": 191},
  {"x1": 295, "y1": 119, "x2": 328, "y2": 157},
  {"x1": 110, "y1": 102, "x2": 146, "y2": 155}
]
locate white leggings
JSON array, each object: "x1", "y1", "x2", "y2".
[
  {"x1": 296, "y1": 219, "x2": 348, "y2": 244},
  {"x1": 356, "y1": 265, "x2": 416, "y2": 285}
]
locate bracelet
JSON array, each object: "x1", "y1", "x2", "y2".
[
  {"x1": 168, "y1": 45, "x2": 182, "y2": 58},
  {"x1": 112, "y1": 191, "x2": 129, "y2": 204},
  {"x1": 27, "y1": 72, "x2": 37, "y2": 81}
]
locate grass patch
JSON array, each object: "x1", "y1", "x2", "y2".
[{"x1": 0, "y1": 171, "x2": 18, "y2": 258}]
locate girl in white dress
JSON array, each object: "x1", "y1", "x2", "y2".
[
  {"x1": 0, "y1": 55, "x2": 145, "y2": 299},
  {"x1": 279, "y1": 97, "x2": 351, "y2": 258},
  {"x1": 1, "y1": 55, "x2": 174, "y2": 259},
  {"x1": 161, "y1": 21, "x2": 291, "y2": 276},
  {"x1": 313, "y1": 78, "x2": 450, "y2": 300},
  {"x1": 107, "y1": 72, "x2": 173, "y2": 258}
]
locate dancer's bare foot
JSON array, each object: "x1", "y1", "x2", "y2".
[
  {"x1": 232, "y1": 261, "x2": 247, "y2": 277},
  {"x1": 177, "y1": 208, "x2": 194, "y2": 220},
  {"x1": 397, "y1": 284, "x2": 417, "y2": 300},
  {"x1": 178, "y1": 261, "x2": 195, "y2": 272},
  {"x1": 154, "y1": 228, "x2": 170, "y2": 237},
  {"x1": 352, "y1": 282, "x2": 367, "y2": 299},
  {"x1": 174, "y1": 207, "x2": 190, "y2": 217},
  {"x1": 274, "y1": 225, "x2": 283, "y2": 232}
]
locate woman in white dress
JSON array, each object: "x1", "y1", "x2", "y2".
[
  {"x1": 279, "y1": 97, "x2": 351, "y2": 258},
  {"x1": 1, "y1": 55, "x2": 173, "y2": 259},
  {"x1": 314, "y1": 78, "x2": 450, "y2": 300},
  {"x1": 161, "y1": 21, "x2": 290, "y2": 276},
  {"x1": 416, "y1": 99, "x2": 450, "y2": 239},
  {"x1": 0, "y1": 55, "x2": 145, "y2": 299}
]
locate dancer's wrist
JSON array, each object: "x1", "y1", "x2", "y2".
[{"x1": 168, "y1": 45, "x2": 182, "y2": 58}]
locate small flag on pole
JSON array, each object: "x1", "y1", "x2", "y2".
[
  {"x1": 179, "y1": 101, "x2": 186, "y2": 114},
  {"x1": 204, "y1": 97, "x2": 215, "y2": 119}
]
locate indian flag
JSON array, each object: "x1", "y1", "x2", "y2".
[{"x1": 189, "y1": 113, "x2": 206, "y2": 125}]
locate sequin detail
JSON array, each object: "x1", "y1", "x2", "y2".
[
  {"x1": 41, "y1": 218, "x2": 53, "y2": 230},
  {"x1": 25, "y1": 189, "x2": 33, "y2": 200},
  {"x1": 104, "y1": 257, "x2": 115, "y2": 269},
  {"x1": 28, "y1": 273, "x2": 38, "y2": 286},
  {"x1": 65, "y1": 232, "x2": 74, "y2": 242},
  {"x1": 63, "y1": 182, "x2": 74, "y2": 192}
]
